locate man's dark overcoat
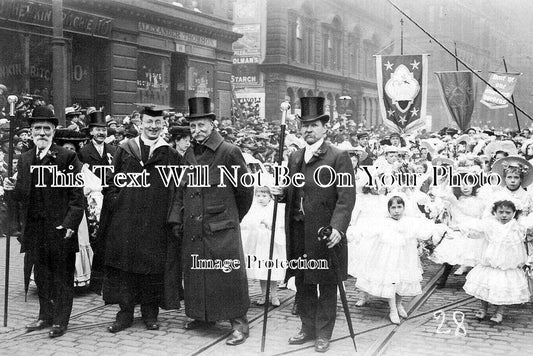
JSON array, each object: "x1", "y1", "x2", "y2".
[
  {"x1": 283, "y1": 141, "x2": 356, "y2": 284},
  {"x1": 15, "y1": 143, "x2": 85, "y2": 254},
  {"x1": 100, "y1": 137, "x2": 181, "y2": 309},
  {"x1": 168, "y1": 130, "x2": 253, "y2": 321}
]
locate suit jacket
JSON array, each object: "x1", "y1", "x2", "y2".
[
  {"x1": 282, "y1": 141, "x2": 356, "y2": 284},
  {"x1": 14, "y1": 143, "x2": 85, "y2": 253},
  {"x1": 78, "y1": 141, "x2": 116, "y2": 169}
]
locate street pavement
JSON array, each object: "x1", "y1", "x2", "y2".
[{"x1": 1, "y1": 236, "x2": 532, "y2": 355}]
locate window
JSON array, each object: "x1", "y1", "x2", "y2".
[
  {"x1": 322, "y1": 32, "x2": 329, "y2": 68},
  {"x1": 290, "y1": 14, "x2": 314, "y2": 64}
]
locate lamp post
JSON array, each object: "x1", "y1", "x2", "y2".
[{"x1": 339, "y1": 95, "x2": 351, "y2": 129}]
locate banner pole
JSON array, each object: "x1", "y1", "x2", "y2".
[
  {"x1": 454, "y1": 42, "x2": 459, "y2": 71},
  {"x1": 386, "y1": 0, "x2": 533, "y2": 122},
  {"x1": 502, "y1": 57, "x2": 521, "y2": 131}
]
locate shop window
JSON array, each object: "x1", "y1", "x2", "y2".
[
  {"x1": 188, "y1": 61, "x2": 214, "y2": 101},
  {"x1": 0, "y1": 33, "x2": 52, "y2": 102},
  {"x1": 137, "y1": 52, "x2": 171, "y2": 105}
]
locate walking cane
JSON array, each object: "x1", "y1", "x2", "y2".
[
  {"x1": 318, "y1": 225, "x2": 358, "y2": 352},
  {"x1": 260, "y1": 101, "x2": 290, "y2": 352},
  {"x1": 3, "y1": 94, "x2": 18, "y2": 327}
]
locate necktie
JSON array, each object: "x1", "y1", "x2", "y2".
[{"x1": 37, "y1": 148, "x2": 45, "y2": 161}]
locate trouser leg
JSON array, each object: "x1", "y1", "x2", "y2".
[
  {"x1": 33, "y1": 251, "x2": 53, "y2": 322},
  {"x1": 295, "y1": 273, "x2": 317, "y2": 337},
  {"x1": 230, "y1": 315, "x2": 249, "y2": 335},
  {"x1": 315, "y1": 283, "x2": 337, "y2": 339}
]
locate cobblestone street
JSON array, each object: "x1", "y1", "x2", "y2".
[{"x1": 1, "y1": 236, "x2": 532, "y2": 355}]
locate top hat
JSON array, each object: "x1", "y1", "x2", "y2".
[
  {"x1": 298, "y1": 97, "x2": 329, "y2": 123},
  {"x1": 187, "y1": 97, "x2": 216, "y2": 120},
  {"x1": 30, "y1": 106, "x2": 58, "y2": 126},
  {"x1": 88, "y1": 111, "x2": 107, "y2": 127}
]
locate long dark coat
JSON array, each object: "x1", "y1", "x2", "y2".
[
  {"x1": 100, "y1": 137, "x2": 181, "y2": 309},
  {"x1": 14, "y1": 143, "x2": 85, "y2": 254},
  {"x1": 168, "y1": 130, "x2": 253, "y2": 321},
  {"x1": 78, "y1": 140, "x2": 116, "y2": 169},
  {"x1": 283, "y1": 141, "x2": 356, "y2": 284}
]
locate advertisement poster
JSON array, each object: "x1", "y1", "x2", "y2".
[
  {"x1": 188, "y1": 61, "x2": 214, "y2": 99},
  {"x1": 232, "y1": 24, "x2": 261, "y2": 57},
  {"x1": 233, "y1": 92, "x2": 265, "y2": 120}
]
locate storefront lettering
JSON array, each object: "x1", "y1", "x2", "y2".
[
  {"x1": 0, "y1": 63, "x2": 24, "y2": 78},
  {"x1": 231, "y1": 75, "x2": 258, "y2": 83},
  {"x1": 73, "y1": 65, "x2": 88, "y2": 82},
  {"x1": 232, "y1": 57, "x2": 259, "y2": 64},
  {"x1": 0, "y1": 0, "x2": 113, "y2": 38},
  {"x1": 138, "y1": 22, "x2": 217, "y2": 48},
  {"x1": 0, "y1": 63, "x2": 50, "y2": 81}
]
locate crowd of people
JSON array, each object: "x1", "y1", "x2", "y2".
[{"x1": 1, "y1": 95, "x2": 533, "y2": 353}]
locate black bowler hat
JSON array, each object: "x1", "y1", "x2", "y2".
[
  {"x1": 187, "y1": 97, "x2": 216, "y2": 120},
  {"x1": 298, "y1": 97, "x2": 329, "y2": 123},
  {"x1": 88, "y1": 111, "x2": 107, "y2": 127},
  {"x1": 29, "y1": 106, "x2": 58, "y2": 126}
]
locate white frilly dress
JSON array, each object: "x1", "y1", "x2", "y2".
[
  {"x1": 351, "y1": 215, "x2": 446, "y2": 299},
  {"x1": 430, "y1": 194, "x2": 486, "y2": 266},
  {"x1": 240, "y1": 200, "x2": 286, "y2": 281},
  {"x1": 462, "y1": 218, "x2": 531, "y2": 305}
]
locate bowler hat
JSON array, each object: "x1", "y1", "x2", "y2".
[
  {"x1": 88, "y1": 111, "x2": 107, "y2": 127},
  {"x1": 30, "y1": 106, "x2": 58, "y2": 126},
  {"x1": 298, "y1": 97, "x2": 329, "y2": 123},
  {"x1": 187, "y1": 97, "x2": 215, "y2": 120}
]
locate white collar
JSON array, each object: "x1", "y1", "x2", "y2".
[
  {"x1": 92, "y1": 139, "x2": 104, "y2": 147},
  {"x1": 305, "y1": 137, "x2": 324, "y2": 152}
]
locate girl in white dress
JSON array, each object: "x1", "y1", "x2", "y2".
[
  {"x1": 459, "y1": 199, "x2": 532, "y2": 324},
  {"x1": 354, "y1": 194, "x2": 448, "y2": 324},
  {"x1": 240, "y1": 186, "x2": 286, "y2": 307}
]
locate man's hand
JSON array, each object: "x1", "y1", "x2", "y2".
[
  {"x1": 3, "y1": 177, "x2": 15, "y2": 191},
  {"x1": 57, "y1": 226, "x2": 74, "y2": 239},
  {"x1": 326, "y1": 228, "x2": 342, "y2": 249},
  {"x1": 269, "y1": 185, "x2": 284, "y2": 196}
]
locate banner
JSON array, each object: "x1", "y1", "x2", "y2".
[
  {"x1": 376, "y1": 54, "x2": 428, "y2": 133},
  {"x1": 480, "y1": 71, "x2": 521, "y2": 109},
  {"x1": 435, "y1": 71, "x2": 475, "y2": 131}
]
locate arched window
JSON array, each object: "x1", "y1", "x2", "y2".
[{"x1": 290, "y1": 13, "x2": 314, "y2": 64}]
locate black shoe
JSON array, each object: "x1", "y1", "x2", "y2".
[
  {"x1": 315, "y1": 338, "x2": 330, "y2": 353},
  {"x1": 183, "y1": 320, "x2": 215, "y2": 330},
  {"x1": 26, "y1": 319, "x2": 52, "y2": 332},
  {"x1": 291, "y1": 302, "x2": 299, "y2": 315},
  {"x1": 226, "y1": 330, "x2": 248, "y2": 346},
  {"x1": 107, "y1": 322, "x2": 131, "y2": 333},
  {"x1": 145, "y1": 321, "x2": 160, "y2": 330},
  {"x1": 288, "y1": 331, "x2": 315, "y2": 345},
  {"x1": 48, "y1": 325, "x2": 66, "y2": 338}
]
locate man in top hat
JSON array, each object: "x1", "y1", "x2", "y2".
[
  {"x1": 3, "y1": 106, "x2": 85, "y2": 337},
  {"x1": 99, "y1": 104, "x2": 181, "y2": 333},
  {"x1": 168, "y1": 97, "x2": 254, "y2": 346},
  {"x1": 78, "y1": 111, "x2": 116, "y2": 293},
  {"x1": 270, "y1": 97, "x2": 355, "y2": 352}
]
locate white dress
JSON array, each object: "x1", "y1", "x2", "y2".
[
  {"x1": 353, "y1": 215, "x2": 445, "y2": 298},
  {"x1": 240, "y1": 200, "x2": 286, "y2": 281},
  {"x1": 431, "y1": 194, "x2": 486, "y2": 266},
  {"x1": 462, "y1": 218, "x2": 531, "y2": 305}
]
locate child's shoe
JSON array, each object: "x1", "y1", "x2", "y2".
[
  {"x1": 389, "y1": 311, "x2": 400, "y2": 324},
  {"x1": 271, "y1": 297, "x2": 280, "y2": 307},
  {"x1": 397, "y1": 304, "x2": 408, "y2": 318},
  {"x1": 454, "y1": 265, "x2": 468, "y2": 275}
]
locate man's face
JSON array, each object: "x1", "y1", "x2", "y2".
[
  {"x1": 190, "y1": 118, "x2": 214, "y2": 142},
  {"x1": 20, "y1": 132, "x2": 29, "y2": 142},
  {"x1": 91, "y1": 126, "x2": 108, "y2": 144},
  {"x1": 300, "y1": 120, "x2": 327, "y2": 145},
  {"x1": 31, "y1": 121, "x2": 55, "y2": 149},
  {"x1": 141, "y1": 115, "x2": 163, "y2": 140}
]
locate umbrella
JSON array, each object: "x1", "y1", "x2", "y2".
[{"x1": 318, "y1": 225, "x2": 357, "y2": 352}]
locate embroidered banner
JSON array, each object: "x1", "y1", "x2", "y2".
[
  {"x1": 435, "y1": 71, "x2": 475, "y2": 131},
  {"x1": 480, "y1": 71, "x2": 521, "y2": 109},
  {"x1": 376, "y1": 54, "x2": 429, "y2": 134}
]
